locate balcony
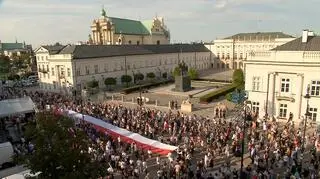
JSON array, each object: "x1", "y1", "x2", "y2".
[{"x1": 276, "y1": 93, "x2": 295, "y2": 102}]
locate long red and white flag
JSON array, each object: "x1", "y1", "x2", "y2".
[{"x1": 66, "y1": 110, "x2": 177, "y2": 155}]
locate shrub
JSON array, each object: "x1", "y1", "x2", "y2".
[
  {"x1": 104, "y1": 77, "x2": 117, "y2": 86},
  {"x1": 134, "y1": 73, "x2": 144, "y2": 82},
  {"x1": 199, "y1": 84, "x2": 237, "y2": 103},
  {"x1": 162, "y1": 72, "x2": 167, "y2": 79},
  {"x1": 121, "y1": 75, "x2": 132, "y2": 84},
  {"x1": 226, "y1": 92, "x2": 232, "y2": 101},
  {"x1": 233, "y1": 69, "x2": 244, "y2": 89},
  {"x1": 146, "y1": 72, "x2": 155, "y2": 79},
  {"x1": 87, "y1": 80, "x2": 99, "y2": 88},
  {"x1": 188, "y1": 68, "x2": 199, "y2": 80},
  {"x1": 172, "y1": 66, "x2": 181, "y2": 77}
]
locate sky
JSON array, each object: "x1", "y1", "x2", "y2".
[{"x1": 0, "y1": 0, "x2": 319, "y2": 48}]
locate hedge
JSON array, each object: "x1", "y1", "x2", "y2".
[
  {"x1": 193, "y1": 78, "x2": 232, "y2": 83},
  {"x1": 121, "y1": 79, "x2": 173, "y2": 94},
  {"x1": 199, "y1": 84, "x2": 238, "y2": 103}
]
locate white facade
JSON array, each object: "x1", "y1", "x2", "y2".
[
  {"x1": 35, "y1": 45, "x2": 212, "y2": 93},
  {"x1": 206, "y1": 32, "x2": 295, "y2": 70},
  {"x1": 244, "y1": 32, "x2": 320, "y2": 124}
]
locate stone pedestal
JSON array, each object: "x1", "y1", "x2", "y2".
[
  {"x1": 181, "y1": 102, "x2": 193, "y2": 113},
  {"x1": 174, "y1": 75, "x2": 191, "y2": 92}
]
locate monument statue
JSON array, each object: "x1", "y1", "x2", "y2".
[{"x1": 173, "y1": 61, "x2": 192, "y2": 92}]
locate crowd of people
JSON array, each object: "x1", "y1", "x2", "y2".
[{"x1": 2, "y1": 87, "x2": 320, "y2": 178}]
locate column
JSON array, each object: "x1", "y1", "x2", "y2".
[
  {"x1": 269, "y1": 73, "x2": 276, "y2": 118},
  {"x1": 297, "y1": 74, "x2": 304, "y2": 120},
  {"x1": 93, "y1": 31, "x2": 97, "y2": 44}
]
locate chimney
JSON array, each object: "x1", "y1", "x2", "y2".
[{"x1": 302, "y1": 29, "x2": 314, "y2": 43}]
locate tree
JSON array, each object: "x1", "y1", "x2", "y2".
[
  {"x1": 19, "y1": 113, "x2": 108, "y2": 178},
  {"x1": 146, "y1": 72, "x2": 155, "y2": 80},
  {"x1": 121, "y1": 75, "x2": 132, "y2": 84},
  {"x1": 86, "y1": 80, "x2": 99, "y2": 88},
  {"x1": 232, "y1": 69, "x2": 245, "y2": 89},
  {"x1": 188, "y1": 68, "x2": 199, "y2": 80},
  {"x1": 162, "y1": 72, "x2": 167, "y2": 79},
  {"x1": 104, "y1": 77, "x2": 117, "y2": 87},
  {"x1": 0, "y1": 55, "x2": 11, "y2": 74},
  {"x1": 134, "y1": 73, "x2": 144, "y2": 82},
  {"x1": 172, "y1": 66, "x2": 181, "y2": 77}
]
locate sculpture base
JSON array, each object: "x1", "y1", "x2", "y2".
[
  {"x1": 181, "y1": 103, "x2": 193, "y2": 113},
  {"x1": 174, "y1": 75, "x2": 192, "y2": 92}
]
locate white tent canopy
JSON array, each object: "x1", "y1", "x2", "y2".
[{"x1": 0, "y1": 97, "x2": 36, "y2": 117}]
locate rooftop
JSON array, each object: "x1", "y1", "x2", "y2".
[
  {"x1": 57, "y1": 44, "x2": 210, "y2": 59},
  {"x1": 42, "y1": 45, "x2": 65, "y2": 54},
  {"x1": 224, "y1": 32, "x2": 294, "y2": 41},
  {"x1": 0, "y1": 42, "x2": 24, "y2": 51},
  {"x1": 272, "y1": 36, "x2": 320, "y2": 51},
  {"x1": 109, "y1": 17, "x2": 150, "y2": 35}
]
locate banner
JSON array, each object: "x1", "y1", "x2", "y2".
[{"x1": 66, "y1": 110, "x2": 177, "y2": 155}]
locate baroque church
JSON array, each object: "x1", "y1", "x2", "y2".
[{"x1": 89, "y1": 8, "x2": 170, "y2": 45}]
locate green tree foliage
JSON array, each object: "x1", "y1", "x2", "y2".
[
  {"x1": 188, "y1": 68, "x2": 199, "y2": 80},
  {"x1": 146, "y1": 72, "x2": 155, "y2": 79},
  {"x1": 104, "y1": 77, "x2": 117, "y2": 87},
  {"x1": 0, "y1": 55, "x2": 11, "y2": 74},
  {"x1": 232, "y1": 69, "x2": 245, "y2": 89},
  {"x1": 121, "y1": 75, "x2": 132, "y2": 84},
  {"x1": 172, "y1": 66, "x2": 181, "y2": 77},
  {"x1": 162, "y1": 72, "x2": 167, "y2": 79},
  {"x1": 20, "y1": 113, "x2": 108, "y2": 178},
  {"x1": 134, "y1": 73, "x2": 144, "y2": 82},
  {"x1": 7, "y1": 74, "x2": 20, "y2": 81},
  {"x1": 86, "y1": 80, "x2": 99, "y2": 88}
]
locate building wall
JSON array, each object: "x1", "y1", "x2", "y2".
[
  {"x1": 208, "y1": 37, "x2": 296, "y2": 70},
  {"x1": 245, "y1": 51, "x2": 320, "y2": 123},
  {"x1": 36, "y1": 50, "x2": 212, "y2": 93}
]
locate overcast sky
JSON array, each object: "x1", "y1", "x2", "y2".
[{"x1": 0, "y1": 0, "x2": 319, "y2": 48}]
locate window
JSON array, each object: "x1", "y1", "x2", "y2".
[
  {"x1": 104, "y1": 64, "x2": 108, "y2": 72},
  {"x1": 157, "y1": 40, "x2": 160, "y2": 45},
  {"x1": 94, "y1": 65, "x2": 98, "y2": 74},
  {"x1": 252, "y1": 102, "x2": 260, "y2": 114},
  {"x1": 128, "y1": 40, "x2": 132, "y2": 45},
  {"x1": 281, "y1": 78, "x2": 290, "y2": 92},
  {"x1": 311, "y1": 80, "x2": 320, "y2": 96},
  {"x1": 76, "y1": 68, "x2": 80, "y2": 76},
  {"x1": 46, "y1": 56, "x2": 48, "y2": 60},
  {"x1": 85, "y1": 66, "x2": 90, "y2": 75},
  {"x1": 240, "y1": 53, "x2": 243, "y2": 59},
  {"x1": 42, "y1": 65, "x2": 45, "y2": 71},
  {"x1": 67, "y1": 68, "x2": 71, "y2": 77},
  {"x1": 51, "y1": 68, "x2": 55, "y2": 76},
  {"x1": 47, "y1": 65, "x2": 49, "y2": 72},
  {"x1": 252, "y1": 77, "x2": 261, "y2": 91},
  {"x1": 60, "y1": 68, "x2": 65, "y2": 76},
  {"x1": 279, "y1": 104, "x2": 288, "y2": 118},
  {"x1": 53, "y1": 81, "x2": 56, "y2": 89},
  {"x1": 41, "y1": 56, "x2": 43, "y2": 61},
  {"x1": 137, "y1": 41, "x2": 140, "y2": 45},
  {"x1": 155, "y1": 28, "x2": 159, "y2": 32},
  {"x1": 309, "y1": 107, "x2": 318, "y2": 121}
]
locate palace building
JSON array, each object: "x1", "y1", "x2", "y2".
[
  {"x1": 244, "y1": 30, "x2": 320, "y2": 126},
  {"x1": 206, "y1": 32, "x2": 296, "y2": 70},
  {"x1": 35, "y1": 44, "x2": 212, "y2": 93},
  {"x1": 89, "y1": 8, "x2": 170, "y2": 45}
]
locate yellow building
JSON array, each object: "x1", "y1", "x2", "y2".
[{"x1": 90, "y1": 8, "x2": 170, "y2": 45}]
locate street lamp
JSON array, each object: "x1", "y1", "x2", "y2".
[
  {"x1": 302, "y1": 84, "x2": 311, "y2": 153},
  {"x1": 240, "y1": 100, "x2": 252, "y2": 177}
]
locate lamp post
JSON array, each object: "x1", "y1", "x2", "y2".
[
  {"x1": 240, "y1": 100, "x2": 251, "y2": 177},
  {"x1": 302, "y1": 85, "x2": 311, "y2": 153}
]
